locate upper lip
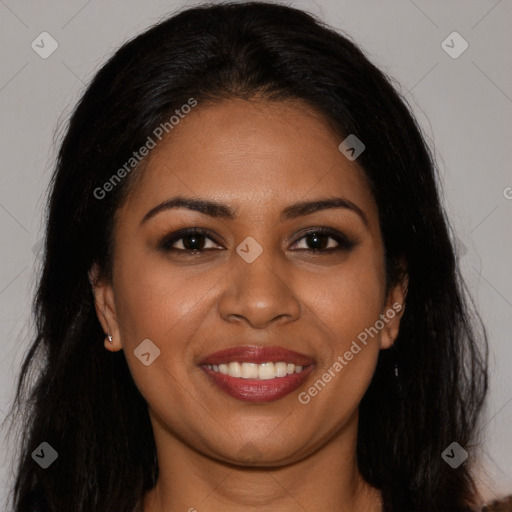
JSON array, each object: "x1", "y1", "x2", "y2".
[{"x1": 198, "y1": 345, "x2": 315, "y2": 366}]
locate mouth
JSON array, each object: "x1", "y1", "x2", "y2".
[{"x1": 198, "y1": 345, "x2": 315, "y2": 403}]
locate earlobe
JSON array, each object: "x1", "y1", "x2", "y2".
[
  {"x1": 88, "y1": 263, "x2": 122, "y2": 351},
  {"x1": 380, "y1": 272, "x2": 408, "y2": 350},
  {"x1": 104, "y1": 333, "x2": 120, "y2": 352},
  {"x1": 384, "y1": 327, "x2": 395, "y2": 349}
]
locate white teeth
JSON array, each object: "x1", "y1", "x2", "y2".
[
  {"x1": 274, "y1": 362, "x2": 288, "y2": 377},
  {"x1": 204, "y1": 361, "x2": 307, "y2": 379},
  {"x1": 241, "y1": 362, "x2": 259, "y2": 379},
  {"x1": 258, "y1": 362, "x2": 276, "y2": 380},
  {"x1": 228, "y1": 361, "x2": 241, "y2": 377}
]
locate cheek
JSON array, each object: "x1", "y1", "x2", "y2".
[
  {"x1": 114, "y1": 243, "x2": 215, "y2": 342},
  {"x1": 297, "y1": 262, "x2": 385, "y2": 421},
  {"x1": 305, "y1": 250, "x2": 386, "y2": 338},
  {"x1": 113, "y1": 259, "x2": 211, "y2": 417},
  {"x1": 299, "y1": 243, "x2": 386, "y2": 403},
  {"x1": 113, "y1": 247, "x2": 223, "y2": 377}
]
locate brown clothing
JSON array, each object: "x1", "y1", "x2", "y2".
[{"x1": 478, "y1": 495, "x2": 512, "y2": 511}]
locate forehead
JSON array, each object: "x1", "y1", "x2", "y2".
[{"x1": 119, "y1": 97, "x2": 378, "y2": 226}]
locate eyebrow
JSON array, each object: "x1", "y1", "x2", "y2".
[{"x1": 140, "y1": 195, "x2": 369, "y2": 228}]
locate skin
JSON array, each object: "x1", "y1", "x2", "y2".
[{"x1": 91, "y1": 97, "x2": 407, "y2": 512}]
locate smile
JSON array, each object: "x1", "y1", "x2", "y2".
[
  {"x1": 198, "y1": 345, "x2": 315, "y2": 402},
  {"x1": 200, "y1": 362, "x2": 315, "y2": 403},
  {"x1": 203, "y1": 361, "x2": 306, "y2": 379}
]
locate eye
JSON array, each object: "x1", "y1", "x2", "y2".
[
  {"x1": 158, "y1": 228, "x2": 223, "y2": 253},
  {"x1": 158, "y1": 227, "x2": 356, "y2": 255},
  {"x1": 290, "y1": 228, "x2": 356, "y2": 253}
]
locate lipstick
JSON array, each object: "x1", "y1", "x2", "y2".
[
  {"x1": 198, "y1": 346, "x2": 315, "y2": 403},
  {"x1": 198, "y1": 345, "x2": 315, "y2": 366}
]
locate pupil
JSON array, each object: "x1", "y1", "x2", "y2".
[
  {"x1": 183, "y1": 234, "x2": 204, "y2": 250},
  {"x1": 307, "y1": 232, "x2": 327, "y2": 249}
]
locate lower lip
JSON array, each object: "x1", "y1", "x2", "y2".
[{"x1": 200, "y1": 364, "x2": 315, "y2": 403}]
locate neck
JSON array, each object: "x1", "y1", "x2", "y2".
[{"x1": 142, "y1": 409, "x2": 382, "y2": 512}]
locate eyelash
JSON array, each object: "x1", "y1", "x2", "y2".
[{"x1": 158, "y1": 227, "x2": 356, "y2": 255}]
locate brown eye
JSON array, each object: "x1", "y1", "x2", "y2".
[
  {"x1": 290, "y1": 228, "x2": 356, "y2": 252},
  {"x1": 159, "y1": 228, "x2": 222, "y2": 253}
]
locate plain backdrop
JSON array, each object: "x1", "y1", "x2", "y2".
[{"x1": 1, "y1": 0, "x2": 511, "y2": 508}]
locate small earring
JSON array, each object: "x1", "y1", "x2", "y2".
[{"x1": 106, "y1": 333, "x2": 113, "y2": 344}]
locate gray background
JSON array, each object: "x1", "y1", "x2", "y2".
[{"x1": 1, "y1": 0, "x2": 511, "y2": 507}]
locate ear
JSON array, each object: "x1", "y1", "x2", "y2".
[
  {"x1": 379, "y1": 269, "x2": 408, "y2": 350},
  {"x1": 88, "y1": 262, "x2": 123, "y2": 352}
]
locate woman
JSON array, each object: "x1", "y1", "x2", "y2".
[{"x1": 5, "y1": 2, "x2": 506, "y2": 511}]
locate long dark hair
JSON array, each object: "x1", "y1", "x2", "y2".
[{"x1": 4, "y1": 2, "x2": 488, "y2": 511}]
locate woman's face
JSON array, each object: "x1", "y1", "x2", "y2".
[{"x1": 92, "y1": 97, "x2": 405, "y2": 465}]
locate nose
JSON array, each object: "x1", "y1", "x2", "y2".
[{"x1": 218, "y1": 246, "x2": 301, "y2": 329}]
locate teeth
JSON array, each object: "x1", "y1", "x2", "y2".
[
  {"x1": 228, "y1": 362, "x2": 241, "y2": 377},
  {"x1": 275, "y1": 362, "x2": 288, "y2": 377},
  {"x1": 241, "y1": 362, "x2": 259, "y2": 379},
  {"x1": 258, "y1": 362, "x2": 276, "y2": 380},
  {"x1": 204, "y1": 361, "x2": 306, "y2": 379}
]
